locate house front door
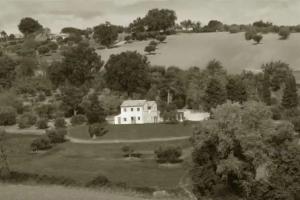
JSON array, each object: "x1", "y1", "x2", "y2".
[{"x1": 131, "y1": 117, "x2": 136, "y2": 124}]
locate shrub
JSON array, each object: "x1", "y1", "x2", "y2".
[
  {"x1": 37, "y1": 45, "x2": 50, "y2": 55},
  {"x1": 54, "y1": 117, "x2": 66, "y2": 128},
  {"x1": 271, "y1": 106, "x2": 282, "y2": 120},
  {"x1": 156, "y1": 35, "x2": 167, "y2": 42},
  {"x1": 46, "y1": 128, "x2": 67, "y2": 144},
  {"x1": 252, "y1": 34, "x2": 263, "y2": 44},
  {"x1": 229, "y1": 25, "x2": 240, "y2": 34},
  {"x1": 88, "y1": 123, "x2": 108, "y2": 139},
  {"x1": 70, "y1": 114, "x2": 87, "y2": 126},
  {"x1": 36, "y1": 118, "x2": 48, "y2": 129},
  {"x1": 149, "y1": 40, "x2": 158, "y2": 46},
  {"x1": 37, "y1": 92, "x2": 46, "y2": 102},
  {"x1": 278, "y1": 27, "x2": 290, "y2": 40},
  {"x1": 35, "y1": 104, "x2": 56, "y2": 119},
  {"x1": 291, "y1": 117, "x2": 300, "y2": 133},
  {"x1": 30, "y1": 136, "x2": 52, "y2": 152},
  {"x1": 0, "y1": 106, "x2": 17, "y2": 125},
  {"x1": 86, "y1": 174, "x2": 110, "y2": 187},
  {"x1": 144, "y1": 45, "x2": 156, "y2": 54},
  {"x1": 154, "y1": 146, "x2": 182, "y2": 163},
  {"x1": 121, "y1": 145, "x2": 134, "y2": 157},
  {"x1": 17, "y1": 112, "x2": 37, "y2": 129}
]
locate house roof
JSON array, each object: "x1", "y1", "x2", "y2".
[{"x1": 121, "y1": 100, "x2": 147, "y2": 107}]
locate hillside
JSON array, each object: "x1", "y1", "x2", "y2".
[{"x1": 97, "y1": 32, "x2": 300, "y2": 77}]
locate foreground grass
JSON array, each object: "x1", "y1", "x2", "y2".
[
  {"x1": 69, "y1": 123, "x2": 194, "y2": 140},
  {"x1": 6, "y1": 134, "x2": 191, "y2": 189},
  {"x1": 0, "y1": 183, "x2": 182, "y2": 200}
]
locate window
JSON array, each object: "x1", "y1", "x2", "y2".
[
  {"x1": 123, "y1": 108, "x2": 127, "y2": 112},
  {"x1": 137, "y1": 108, "x2": 140, "y2": 111},
  {"x1": 138, "y1": 117, "x2": 141, "y2": 120},
  {"x1": 148, "y1": 106, "x2": 152, "y2": 110},
  {"x1": 124, "y1": 118, "x2": 127, "y2": 122},
  {"x1": 131, "y1": 108, "x2": 134, "y2": 112}
]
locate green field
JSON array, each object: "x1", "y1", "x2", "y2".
[
  {"x1": 6, "y1": 134, "x2": 191, "y2": 189},
  {"x1": 69, "y1": 123, "x2": 194, "y2": 140},
  {"x1": 98, "y1": 33, "x2": 300, "y2": 77}
]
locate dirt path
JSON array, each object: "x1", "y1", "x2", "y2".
[{"x1": 65, "y1": 135, "x2": 190, "y2": 144}]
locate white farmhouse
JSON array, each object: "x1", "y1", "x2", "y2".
[{"x1": 114, "y1": 100, "x2": 161, "y2": 125}]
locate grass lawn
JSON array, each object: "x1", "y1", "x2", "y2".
[
  {"x1": 69, "y1": 123, "x2": 195, "y2": 140},
  {"x1": 5, "y1": 134, "x2": 191, "y2": 189}
]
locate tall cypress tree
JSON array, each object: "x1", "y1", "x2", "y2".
[
  {"x1": 281, "y1": 75, "x2": 299, "y2": 109},
  {"x1": 226, "y1": 76, "x2": 247, "y2": 103},
  {"x1": 262, "y1": 73, "x2": 271, "y2": 105},
  {"x1": 204, "y1": 78, "x2": 227, "y2": 111}
]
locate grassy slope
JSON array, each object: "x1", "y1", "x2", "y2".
[
  {"x1": 97, "y1": 32, "x2": 300, "y2": 76},
  {"x1": 0, "y1": 184, "x2": 160, "y2": 200},
  {"x1": 6, "y1": 134, "x2": 191, "y2": 189},
  {"x1": 69, "y1": 124, "x2": 194, "y2": 140}
]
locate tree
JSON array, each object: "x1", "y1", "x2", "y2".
[
  {"x1": 203, "y1": 78, "x2": 227, "y2": 111},
  {"x1": 18, "y1": 17, "x2": 43, "y2": 36},
  {"x1": 180, "y1": 19, "x2": 193, "y2": 31},
  {"x1": 0, "y1": 129, "x2": 10, "y2": 178},
  {"x1": 226, "y1": 76, "x2": 247, "y2": 103},
  {"x1": 143, "y1": 9, "x2": 177, "y2": 32},
  {"x1": 48, "y1": 42, "x2": 103, "y2": 87},
  {"x1": 144, "y1": 45, "x2": 156, "y2": 54},
  {"x1": 93, "y1": 22, "x2": 119, "y2": 47},
  {"x1": 278, "y1": 27, "x2": 290, "y2": 40},
  {"x1": 60, "y1": 84, "x2": 86, "y2": 116},
  {"x1": 61, "y1": 27, "x2": 83, "y2": 35},
  {"x1": 16, "y1": 56, "x2": 38, "y2": 77},
  {"x1": 81, "y1": 93, "x2": 106, "y2": 124},
  {"x1": 104, "y1": 51, "x2": 150, "y2": 95},
  {"x1": 88, "y1": 123, "x2": 108, "y2": 139},
  {"x1": 191, "y1": 101, "x2": 298, "y2": 200},
  {"x1": 154, "y1": 146, "x2": 182, "y2": 163},
  {"x1": 0, "y1": 106, "x2": 17, "y2": 126},
  {"x1": 0, "y1": 31, "x2": 7, "y2": 41},
  {"x1": 262, "y1": 72, "x2": 271, "y2": 105},
  {"x1": 252, "y1": 34, "x2": 263, "y2": 44},
  {"x1": 0, "y1": 55, "x2": 17, "y2": 89},
  {"x1": 206, "y1": 20, "x2": 223, "y2": 32},
  {"x1": 281, "y1": 75, "x2": 299, "y2": 109}
]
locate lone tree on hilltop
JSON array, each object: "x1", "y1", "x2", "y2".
[
  {"x1": 18, "y1": 17, "x2": 43, "y2": 36},
  {"x1": 93, "y1": 22, "x2": 119, "y2": 47}
]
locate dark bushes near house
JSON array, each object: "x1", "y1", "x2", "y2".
[
  {"x1": 30, "y1": 136, "x2": 52, "y2": 152},
  {"x1": 154, "y1": 146, "x2": 182, "y2": 163},
  {"x1": 17, "y1": 112, "x2": 37, "y2": 129},
  {"x1": 0, "y1": 106, "x2": 17, "y2": 126},
  {"x1": 70, "y1": 114, "x2": 87, "y2": 126},
  {"x1": 86, "y1": 174, "x2": 110, "y2": 187},
  {"x1": 46, "y1": 128, "x2": 67, "y2": 144},
  {"x1": 88, "y1": 123, "x2": 108, "y2": 139},
  {"x1": 35, "y1": 118, "x2": 49, "y2": 129},
  {"x1": 54, "y1": 117, "x2": 66, "y2": 128}
]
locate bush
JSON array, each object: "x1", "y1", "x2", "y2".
[
  {"x1": 121, "y1": 145, "x2": 141, "y2": 158},
  {"x1": 37, "y1": 45, "x2": 50, "y2": 55},
  {"x1": 30, "y1": 136, "x2": 52, "y2": 152},
  {"x1": 278, "y1": 27, "x2": 290, "y2": 40},
  {"x1": 252, "y1": 34, "x2": 263, "y2": 44},
  {"x1": 70, "y1": 114, "x2": 87, "y2": 126},
  {"x1": 156, "y1": 35, "x2": 167, "y2": 42},
  {"x1": 54, "y1": 117, "x2": 66, "y2": 128},
  {"x1": 36, "y1": 118, "x2": 48, "y2": 129},
  {"x1": 37, "y1": 92, "x2": 46, "y2": 102},
  {"x1": 229, "y1": 25, "x2": 240, "y2": 34},
  {"x1": 291, "y1": 117, "x2": 300, "y2": 133},
  {"x1": 86, "y1": 175, "x2": 110, "y2": 187},
  {"x1": 144, "y1": 45, "x2": 156, "y2": 54},
  {"x1": 88, "y1": 123, "x2": 108, "y2": 139},
  {"x1": 17, "y1": 112, "x2": 37, "y2": 129},
  {"x1": 71, "y1": 114, "x2": 87, "y2": 126},
  {"x1": 154, "y1": 146, "x2": 182, "y2": 163},
  {"x1": 35, "y1": 104, "x2": 56, "y2": 119},
  {"x1": 271, "y1": 106, "x2": 282, "y2": 120},
  {"x1": 0, "y1": 106, "x2": 17, "y2": 125},
  {"x1": 46, "y1": 128, "x2": 67, "y2": 144},
  {"x1": 149, "y1": 40, "x2": 158, "y2": 46}
]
